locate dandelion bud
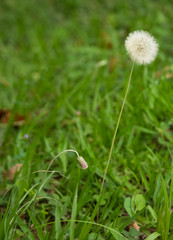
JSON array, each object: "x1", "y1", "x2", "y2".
[
  {"x1": 77, "y1": 156, "x2": 88, "y2": 170},
  {"x1": 125, "y1": 30, "x2": 158, "y2": 65}
]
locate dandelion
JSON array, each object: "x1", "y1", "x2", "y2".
[
  {"x1": 125, "y1": 30, "x2": 158, "y2": 65},
  {"x1": 47, "y1": 149, "x2": 88, "y2": 171},
  {"x1": 77, "y1": 156, "x2": 88, "y2": 169},
  {"x1": 100, "y1": 30, "x2": 159, "y2": 195}
]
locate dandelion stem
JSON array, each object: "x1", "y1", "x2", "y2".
[
  {"x1": 47, "y1": 149, "x2": 80, "y2": 172},
  {"x1": 100, "y1": 61, "x2": 135, "y2": 195},
  {"x1": 26, "y1": 149, "x2": 80, "y2": 236}
]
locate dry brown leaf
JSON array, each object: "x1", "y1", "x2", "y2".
[
  {"x1": 109, "y1": 57, "x2": 116, "y2": 72},
  {"x1": 13, "y1": 113, "x2": 26, "y2": 126},
  {"x1": 76, "y1": 111, "x2": 81, "y2": 116},
  {"x1": 165, "y1": 72, "x2": 173, "y2": 79},
  {"x1": 3, "y1": 163, "x2": 22, "y2": 180},
  {"x1": 101, "y1": 31, "x2": 113, "y2": 49},
  {"x1": 129, "y1": 221, "x2": 140, "y2": 231},
  {"x1": 0, "y1": 77, "x2": 11, "y2": 87},
  {"x1": 0, "y1": 109, "x2": 11, "y2": 124},
  {"x1": 0, "y1": 109, "x2": 26, "y2": 126},
  {"x1": 155, "y1": 65, "x2": 173, "y2": 78}
]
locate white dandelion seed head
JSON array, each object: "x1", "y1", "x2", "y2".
[{"x1": 125, "y1": 30, "x2": 158, "y2": 65}]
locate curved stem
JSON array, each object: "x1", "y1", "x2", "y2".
[
  {"x1": 100, "y1": 62, "x2": 135, "y2": 195},
  {"x1": 26, "y1": 149, "x2": 80, "y2": 235},
  {"x1": 47, "y1": 149, "x2": 80, "y2": 172},
  {"x1": 20, "y1": 219, "x2": 127, "y2": 239}
]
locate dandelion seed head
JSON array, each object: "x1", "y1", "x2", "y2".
[{"x1": 125, "y1": 30, "x2": 158, "y2": 65}]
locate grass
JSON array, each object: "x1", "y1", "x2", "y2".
[{"x1": 0, "y1": 0, "x2": 173, "y2": 239}]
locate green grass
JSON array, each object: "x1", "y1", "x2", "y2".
[{"x1": 0, "y1": 0, "x2": 173, "y2": 239}]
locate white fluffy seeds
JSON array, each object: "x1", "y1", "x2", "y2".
[{"x1": 125, "y1": 30, "x2": 158, "y2": 65}]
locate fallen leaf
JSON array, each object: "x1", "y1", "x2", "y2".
[
  {"x1": 109, "y1": 57, "x2": 116, "y2": 72},
  {"x1": 0, "y1": 77, "x2": 11, "y2": 87},
  {"x1": 0, "y1": 109, "x2": 11, "y2": 124},
  {"x1": 76, "y1": 111, "x2": 81, "y2": 116},
  {"x1": 165, "y1": 72, "x2": 173, "y2": 79},
  {"x1": 13, "y1": 113, "x2": 26, "y2": 126},
  {"x1": 3, "y1": 163, "x2": 22, "y2": 180},
  {"x1": 155, "y1": 65, "x2": 173, "y2": 78},
  {"x1": 129, "y1": 222, "x2": 140, "y2": 231},
  {"x1": 101, "y1": 31, "x2": 113, "y2": 49},
  {"x1": 0, "y1": 109, "x2": 26, "y2": 126}
]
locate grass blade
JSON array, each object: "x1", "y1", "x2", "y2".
[
  {"x1": 55, "y1": 205, "x2": 61, "y2": 239},
  {"x1": 70, "y1": 184, "x2": 78, "y2": 240},
  {"x1": 145, "y1": 232, "x2": 160, "y2": 240}
]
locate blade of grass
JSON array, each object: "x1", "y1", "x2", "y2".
[
  {"x1": 16, "y1": 215, "x2": 37, "y2": 240},
  {"x1": 19, "y1": 219, "x2": 127, "y2": 239},
  {"x1": 145, "y1": 232, "x2": 161, "y2": 240},
  {"x1": 55, "y1": 205, "x2": 62, "y2": 240},
  {"x1": 28, "y1": 209, "x2": 45, "y2": 240},
  {"x1": 70, "y1": 184, "x2": 78, "y2": 240}
]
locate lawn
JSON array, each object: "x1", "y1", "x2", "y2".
[{"x1": 0, "y1": 0, "x2": 173, "y2": 239}]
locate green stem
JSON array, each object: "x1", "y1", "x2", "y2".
[
  {"x1": 100, "y1": 62, "x2": 135, "y2": 195},
  {"x1": 46, "y1": 149, "x2": 79, "y2": 172}
]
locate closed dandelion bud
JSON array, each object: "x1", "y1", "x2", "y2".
[
  {"x1": 125, "y1": 30, "x2": 158, "y2": 65},
  {"x1": 77, "y1": 156, "x2": 88, "y2": 170}
]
